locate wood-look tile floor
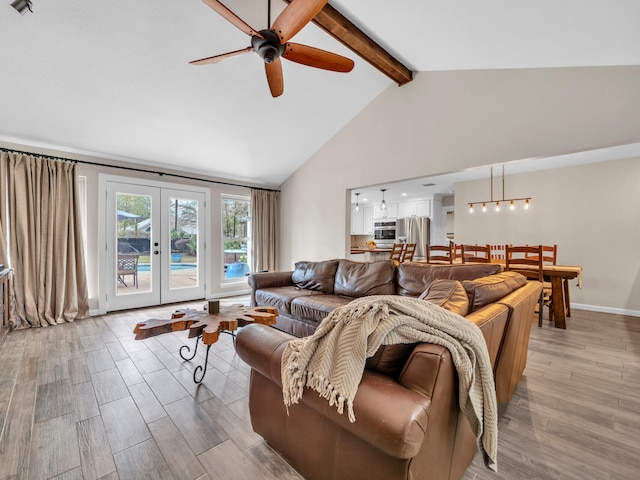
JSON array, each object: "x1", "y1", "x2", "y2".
[{"x1": 1, "y1": 299, "x2": 639, "y2": 479}]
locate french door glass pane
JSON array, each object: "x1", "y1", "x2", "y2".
[
  {"x1": 116, "y1": 192, "x2": 152, "y2": 295},
  {"x1": 169, "y1": 197, "x2": 199, "y2": 290}
]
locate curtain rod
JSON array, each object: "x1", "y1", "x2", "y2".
[{"x1": 0, "y1": 147, "x2": 280, "y2": 193}]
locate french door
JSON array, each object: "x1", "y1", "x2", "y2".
[{"x1": 104, "y1": 180, "x2": 207, "y2": 311}]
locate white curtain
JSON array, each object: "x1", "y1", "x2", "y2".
[
  {"x1": 0, "y1": 152, "x2": 89, "y2": 328},
  {"x1": 250, "y1": 189, "x2": 278, "y2": 272}
]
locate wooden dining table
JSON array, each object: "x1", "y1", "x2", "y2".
[
  {"x1": 446, "y1": 258, "x2": 582, "y2": 329},
  {"x1": 523, "y1": 265, "x2": 581, "y2": 329}
]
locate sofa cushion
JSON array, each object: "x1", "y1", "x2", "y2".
[
  {"x1": 462, "y1": 271, "x2": 528, "y2": 313},
  {"x1": 292, "y1": 259, "x2": 339, "y2": 294},
  {"x1": 291, "y1": 295, "x2": 354, "y2": 325},
  {"x1": 397, "y1": 263, "x2": 503, "y2": 297},
  {"x1": 255, "y1": 286, "x2": 323, "y2": 315},
  {"x1": 418, "y1": 280, "x2": 470, "y2": 317},
  {"x1": 333, "y1": 259, "x2": 396, "y2": 297}
]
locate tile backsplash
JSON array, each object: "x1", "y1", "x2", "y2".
[{"x1": 350, "y1": 234, "x2": 374, "y2": 248}]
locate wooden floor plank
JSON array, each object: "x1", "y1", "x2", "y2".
[
  {"x1": 28, "y1": 413, "x2": 80, "y2": 480},
  {"x1": 148, "y1": 416, "x2": 206, "y2": 480},
  {"x1": 77, "y1": 415, "x2": 118, "y2": 479},
  {"x1": 0, "y1": 379, "x2": 37, "y2": 479},
  {"x1": 113, "y1": 438, "x2": 175, "y2": 480},
  {"x1": 99, "y1": 396, "x2": 151, "y2": 454},
  {"x1": 72, "y1": 380, "x2": 100, "y2": 422},
  {"x1": 143, "y1": 369, "x2": 190, "y2": 406},
  {"x1": 128, "y1": 382, "x2": 167, "y2": 424},
  {"x1": 164, "y1": 397, "x2": 228, "y2": 455},
  {"x1": 91, "y1": 368, "x2": 130, "y2": 405}
]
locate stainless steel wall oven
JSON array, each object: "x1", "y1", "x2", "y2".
[{"x1": 373, "y1": 220, "x2": 396, "y2": 241}]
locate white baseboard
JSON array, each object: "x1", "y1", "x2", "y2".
[
  {"x1": 572, "y1": 303, "x2": 640, "y2": 318},
  {"x1": 89, "y1": 309, "x2": 101, "y2": 317}
]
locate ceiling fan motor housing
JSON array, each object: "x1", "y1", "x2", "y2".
[{"x1": 252, "y1": 30, "x2": 285, "y2": 64}]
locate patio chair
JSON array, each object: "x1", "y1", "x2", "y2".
[{"x1": 117, "y1": 254, "x2": 139, "y2": 288}]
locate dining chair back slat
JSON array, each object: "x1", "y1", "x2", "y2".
[
  {"x1": 426, "y1": 244, "x2": 453, "y2": 264},
  {"x1": 461, "y1": 244, "x2": 491, "y2": 263},
  {"x1": 401, "y1": 243, "x2": 417, "y2": 263}
]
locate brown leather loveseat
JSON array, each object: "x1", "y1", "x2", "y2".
[{"x1": 237, "y1": 261, "x2": 542, "y2": 480}]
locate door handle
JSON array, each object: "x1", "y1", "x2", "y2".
[{"x1": 154, "y1": 250, "x2": 159, "y2": 255}]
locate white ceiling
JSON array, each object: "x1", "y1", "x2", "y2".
[{"x1": 1, "y1": 1, "x2": 639, "y2": 189}]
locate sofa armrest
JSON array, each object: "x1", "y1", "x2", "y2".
[
  {"x1": 236, "y1": 324, "x2": 457, "y2": 460},
  {"x1": 247, "y1": 271, "x2": 294, "y2": 306}
]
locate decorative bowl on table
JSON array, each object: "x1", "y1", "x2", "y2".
[{"x1": 366, "y1": 241, "x2": 377, "y2": 250}]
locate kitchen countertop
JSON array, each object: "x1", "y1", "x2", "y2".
[{"x1": 350, "y1": 248, "x2": 392, "y2": 254}]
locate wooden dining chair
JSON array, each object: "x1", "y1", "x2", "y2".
[
  {"x1": 389, "y1": 243, "x2": 404, "y2": 265},
  {"x1": 461, "y1": 244, "x2": 491, "y2": 264},
  {"x1": 426, "y1": 244, "x2": 453, "y2": 264},
  {"x1": 505, "y1": 245, "x2": 548, "y2": 327},
  {"x1": 401, "y1": 243, "x2": 417, "y2": 263},
  {"x1": 525, "y1": 244, "x2": 571, "y2": 320},
  {"x1": 451, "y1": 244, "x2": 462, "y2": 262}
]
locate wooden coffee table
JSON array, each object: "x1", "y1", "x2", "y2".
[{"x1": 133, "y1": 304, "x2": 278, "y2": 383}]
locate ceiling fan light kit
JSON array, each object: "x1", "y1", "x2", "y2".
[{"x1": 191, "y1": 0, "x2": 354, "y2": 97}]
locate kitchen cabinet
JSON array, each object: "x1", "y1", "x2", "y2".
[
  {"x1": 351, "y1": 206, "x2": 374, "y2": 235},
  {"x1": 397, "y1": 200, "x2": 431, "y2": 218},
  {"x1": 374, "y1": 203, "x2": 397, "y2": 220}
]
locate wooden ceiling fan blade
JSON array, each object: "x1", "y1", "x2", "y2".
[
  {"x1": 283, "y1": 43, "x2": 354, "y2": 72},
  {"x1": 265, "y1": 58, "x2": 284, "y2": 98},
  {"x1": 201, "y1": 0, "x2": 262, "y2": 37},
  {"x1": 271, "y1": 0, "x2": 328, "y2": 43},
  {"x1": 190, "y1": 47, "x2": 253, "y2": 65}
]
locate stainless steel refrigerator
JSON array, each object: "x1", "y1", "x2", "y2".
[{"x1": 395, "y1": 216, "x2": 430, "y2": 259}]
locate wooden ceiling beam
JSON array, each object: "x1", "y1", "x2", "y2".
[{"x1": 283, "y1": 1, "x2": 413, "y2": 86}]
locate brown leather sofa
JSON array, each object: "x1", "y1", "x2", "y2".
[
  {"x1": 248, "y1": 259, "x2": 503, "y2": 337},
  {"x1": 238, "y1": 262, "x2": 542, "y2": 480}
]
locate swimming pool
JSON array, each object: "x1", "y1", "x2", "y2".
[{"x1": 137, "y1": 263, "x2": 197, "y2": 272}]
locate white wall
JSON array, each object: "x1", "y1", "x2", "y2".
[
  {"x1": 454, "y1": 157, "x2": 640, "y2": 314},
  {"x1": 279, "y1": 66, "x2": 640, "y2": 314}
]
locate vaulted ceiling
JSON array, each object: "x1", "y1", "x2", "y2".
[{"x1": 1, "y1": 1, "x2": 639, "y2": 188}]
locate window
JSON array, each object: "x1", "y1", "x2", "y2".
[{"x1": 222, "y1": 195, "x2": 250, "y2": 279}]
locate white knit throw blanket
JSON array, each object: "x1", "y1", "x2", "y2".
[{"x1": 281, "y1": 295, "x2": 498, "y2": 471}]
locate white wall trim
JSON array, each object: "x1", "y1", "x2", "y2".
[{"x1": 572, "y1": 303, "x2": 640, "y2": 318}]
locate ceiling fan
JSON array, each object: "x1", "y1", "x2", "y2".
[{"x1": 190, "y1": 0, "x2": 355, "y2": 97}]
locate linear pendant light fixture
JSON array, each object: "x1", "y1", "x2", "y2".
[
  {"x1": 468, "y1": 165, "x2": 531, "y2": 213},
  {"x1": 380, "y1": 189, "x2": 387, "y2": 210}
]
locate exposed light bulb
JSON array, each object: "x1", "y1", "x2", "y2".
[
  {"x1": 482, "y1": 203, "x2": 487, "y2": 213},
  {"x1": 524, "y1": 199, "x2": 530, "y2": 210},
  {"x1": 510, "y1": 200, "x2": 515, "y2": 210},
  {"x1": 495, "y1": 202, "x2": 500, "y2": 212},
  {"x1": 469, "y1": 204, "x2": 474, "y2": 213}
]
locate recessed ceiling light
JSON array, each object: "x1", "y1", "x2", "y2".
[{"x1": 401, "y1": 193, "x2": 407, "y2": 196}]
